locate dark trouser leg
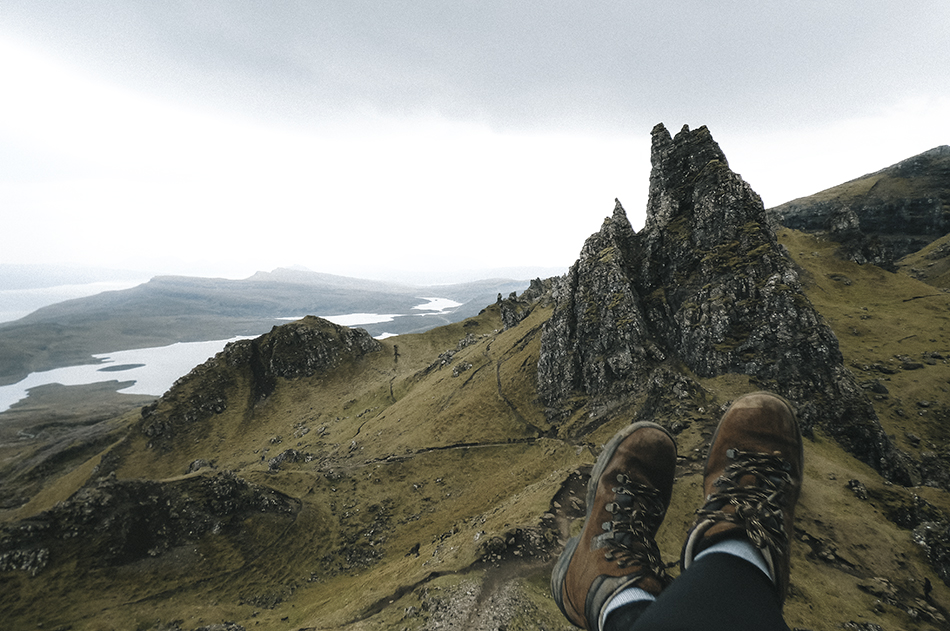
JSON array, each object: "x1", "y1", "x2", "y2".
[
  {"x1": 603, "y1": 553, "x2": 790, "y2": 631},
  {"x1": 603, "y1": 600, "x2": 652, "y2": 631}
]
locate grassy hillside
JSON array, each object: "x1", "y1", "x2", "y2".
[
  {"x1": 0, "y1": 381, "x2": 156, "y2": 511},
  {"x1": 781, "y1": 229, "x2": 950, "y2": 456},
  {"x1": 2, "y1": 231, "x2": 950, "y2": 630},
  {"x1": 898, "y1": 231, "x2": 950, "y2": 289},
  {"x1": 768, "y1": 145, "x2": 950, "y2": 273}
]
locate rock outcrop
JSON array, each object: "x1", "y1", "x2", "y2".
[
  {"x1": 496, "y1": 277, "x2": 554, "y2": 330},
  {"x1": 768, "y1": 145, "x2": 950, "y2": 269},
  {"x1": 538, "y1": 123, "x2": 917, "y2": 485},
  {"x1": 0, "y1": 471, "x2": 298, "y2": 576},
  {"x1": 141, "y1": 317, "x2": 381, "y2": 446}
]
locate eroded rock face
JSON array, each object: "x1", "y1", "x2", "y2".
[
  {"x1": 141, "y1": 317, "x2": 381, "y2": 443},
  {"x1": 538, "y1": 123, "x2": 917, "y2": 485}
]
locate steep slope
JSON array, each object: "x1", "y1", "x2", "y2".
[
  {"x1": 0, "y1": 272, "x2": 530, "y2": 517},
  {"x1": 896, "y1": 230, "x2": 950, "y2": 289},
  {"x1": 778, "y1": 228, "x2": 950, "y2": 488},
  {"x1": 768, "y1": 145, "x2": 950, "y2": 270},
  {"x1": 1, "y1": 301, "x2": 578, "y2": 630},
  {"x1": 3, "y1": 126, "x2": 950, "y2": 631}
]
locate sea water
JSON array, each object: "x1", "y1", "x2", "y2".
[
  {"x1": 0, "y1": 337, "x2": 252, "y2": 413},
  {"x1": 278, "y1": 297, "x2": 464, "y2": 327},
  {"x1": 0, "y1": 298, "x2": 464, "y2": 413}
]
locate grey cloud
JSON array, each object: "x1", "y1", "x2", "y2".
[{"x1": 4, "y1": 1, "x2": 949, "y2": 132}]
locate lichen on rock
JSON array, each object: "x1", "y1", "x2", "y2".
[{"x1": 538, "y1": 123, "x2": 917, "y2": 484}]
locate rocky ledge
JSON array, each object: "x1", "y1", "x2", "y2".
[{"x1": 0, "y1": 471, "x2": 298, "y2": 576}]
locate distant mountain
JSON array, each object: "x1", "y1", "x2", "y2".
[
  {"x1": 2, "y1": 127, "x2": 950, "y2": 631},
  {"x1": 767, "y1": 145, "x2": 950, "y2": 269},
  {"x1": 0, "y1": 270, "x2": 531, "y2": 388}
]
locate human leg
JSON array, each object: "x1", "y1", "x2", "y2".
[
  {"x1": 681, "y1": 391, "x2": 803, "y2": 600},
  {"x1": 551, "y1": 422, "x2": 677, "y2": 630},
  {"x1": 626, "y1": 548, "x2": 790, "y2": 631},
  {"x1": 623, "y1": 391, "x2": 802, "y2": 631}
]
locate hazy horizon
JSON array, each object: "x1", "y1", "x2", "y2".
[
  {"x1": 0, "y1": 262, "x2": 560, "y2": 324},
  {"x1": 2, "y1": 3, "x2": 948, "y2": 280}
]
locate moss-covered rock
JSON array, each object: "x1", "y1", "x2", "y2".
[{"x1": 538, "y1": 123, "x2": 916, "y2": 485}]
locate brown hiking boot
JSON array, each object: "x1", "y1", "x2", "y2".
[
  {"x1": 552, "y1": 422, "x2": 677, "y2": 630},
  {"x1": 681, "y1": 391, "x2": 803, "y2": 604}
]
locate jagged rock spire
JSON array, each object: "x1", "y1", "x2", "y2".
[
  {"x1": 537, "y1": 198, "x2": 655, "y2": 414},
  {"x1": 538, "y1": 124, "x2": 916, "y2": 485},
  {"x1": 646, "y1": 124, "x2": 729, "y2": 233},
  {"x1": 645, "y1": 123, "x2": 766, "y2": 248}
]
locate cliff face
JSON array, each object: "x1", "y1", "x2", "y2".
[
  {"x1": 768, "y1": 145, "x2": 950, "y2": 269},
  {"x1": 539, "y1": 123, "x2": 916, "y2": 484}
]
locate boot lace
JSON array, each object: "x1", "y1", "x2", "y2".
[
  {"x1": 697, "y1": 448, "x2": 793, "y2": 553},
  {"x1": 594, "y1": 472, "x2": 670, "y2": 580}
]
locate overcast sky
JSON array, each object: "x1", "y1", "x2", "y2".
[{"x1": 2, "y1": 2, "x2": 948, "y2": 283}]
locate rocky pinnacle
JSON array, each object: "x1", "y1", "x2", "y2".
[{"x1": 538, "y1": 123, "x2": 917, "y2": 485}]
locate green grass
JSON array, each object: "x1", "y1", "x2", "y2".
[
  {"x1": 3, "y1": 239, "x2": 950, "y2": 630},
  {"x1": 779, "y1": 228, "x2": 950, "y2": 455},
  {"x1": 898, "y1": 231, "x2": 950, "y2": 288}
]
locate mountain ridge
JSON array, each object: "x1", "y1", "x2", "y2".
[
  {"x1": 767, "y1": 143, "x2": 950, "y2": 270},
  {"x1": 2, "y1": 126, "x2": 950, "y2": 631}
]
